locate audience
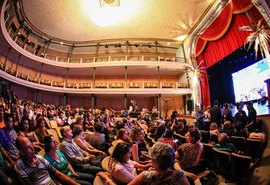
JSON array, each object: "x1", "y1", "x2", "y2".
[
  {"x1": 44, "y1": 135, "x2": 93, "y2": 185},
  {"x1": 98, "y1": 142, "x2": 190, "y2": 185},
  {"x1": 73, "y1": 124, "x2": 106, "y2": 158},
  {"x1": 15, "y1": 136, "x2": 79, "y2": 185},
  {"x1": 0, "y1": 92, "x2": 264, "y2": 185},
  {"x1": 59, "y1": 126, "x2": 103, "y2": 176}
]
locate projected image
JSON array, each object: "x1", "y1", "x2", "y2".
[{"x1": 232, "y1": 59, "x2": 270, "y2": 103}]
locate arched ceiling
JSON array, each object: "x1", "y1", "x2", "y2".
[{"x1": 21, "y1": 0, "x2": 213, "y2": 42}]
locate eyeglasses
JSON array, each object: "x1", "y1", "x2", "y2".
[{"x1": 51, "y1": 141, "x2": 58, "y2": 144}]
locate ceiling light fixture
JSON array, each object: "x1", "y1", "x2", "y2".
[
  {"x1": 99, "y1": 0, "x2": 120, "y2": 8},
  {"x1": 80, "y1": 0, "x2": 140, "y2": 27}
]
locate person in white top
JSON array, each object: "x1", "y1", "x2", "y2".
[{"x1": 108, "y1": 142, "x2": 151, "y2": 184}]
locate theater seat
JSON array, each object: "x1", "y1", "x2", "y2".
[
  {"x1": 174, "y1": 133, "x2": 187, "y2": 144},
  {"x1": 230, "y1": 136, "x2": 246, "y2": 152},
  {"x1": 202, "y1": 143, "x2": 214, "y2": 169},
  {"x1": 245, "y1": 138, "x2": 262, "y2": 159},
  {"x1": 101, "y1": 156, "x2": 111, "y2": 172},
  {"x1": 230, "y1": 153, "x2": 257, "y2": 184},
  {"x1": 213, "y1": 148, "x2": 231, "y2": 176}
]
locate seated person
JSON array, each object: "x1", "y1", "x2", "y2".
[
  {"x1": 15, "y1": 136, "x2": 79, "y2": 185},
  {"x1": 116, "y1": 128, "x2": 130, "y2": 143},
  {"x1": 209, "y1": 123, "x2": 219, "y2": 144},
  {"x1": 214, "y1": 133, "x2": 236, "y2": 153},
  {"x1": 175, "y1": 128, "x2": 203, "y2": 173},
  {"x1": 18, "y1": 116, "x2": 43, "y2": 152},
  {"x1": 221, "y1": 121, "x2": 236, "y2": 137},
  {"x1": 73, "y1": 124, "x2": 106, "y2": 158},
  {"x1": 34, "y1": 116, "x2": 49, "y2": 145},
  {"x1": 108, "y1": 142, "x2": 151, "y2": 184},
  {"x1": 97, "y1": 142, "x2": 190, "y2": 185},
  {"x1": 1, "y1": 116, "x2": 19, "y2": 161},
  {"x1": 0, "y1": 143, "x2": 17, "y2": 185},
  {"x1": 59, "y1": 126, "x2": 103, "y2": 176},
  {"x1": 85, "y1": 122, "x2": 108, "y2": 152},
  {"x1": 44, "y1": 135, "x2": 93, "y2": 185},
  {"x1": 158, "y1": 129, "x2": 179, "y2": 151},
  {"x1": 130, "y1": 126, "x2": 151, "y2": 164}
]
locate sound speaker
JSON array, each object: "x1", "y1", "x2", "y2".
[{"x1": 187, "y1": 100, "x2": 194, "y2": 111}]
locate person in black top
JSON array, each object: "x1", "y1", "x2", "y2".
[
  {"x1": 210, "y1": 100, "x2": 222, "y2": 127},
  {"x1": 234, "y1": 104, "x2": 248, "y2": 136},
  {"x1": 222, "y1": 103, "x2": 232, "y2": 123},
  {"x1": 245, "y1": 102, "x2": 257, "y2": 133}
]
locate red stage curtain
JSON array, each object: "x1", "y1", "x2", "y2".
[
  {"x1": 202, "y1": 7, "x2": 263, "y2": 68},
  {"x1": 232, "y1": 0, "x2": 253, "y2": 14},
  {"x1": 201, "y1": 2, "x2": 233, "y2": 41},
  {"x1": 193, "y1": 0, "x2": 263, "y2": 107},
  {"x1": 196, "y1": 38, "x2": 207, "y2": 57}
]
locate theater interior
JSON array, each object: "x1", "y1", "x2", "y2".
[{"x1": 1, "y1": 0, "x2": 270, "y2": 184}]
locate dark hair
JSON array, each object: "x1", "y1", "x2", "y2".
[
  {"x1": 117, "y1": 128, "x2": 126, "y2": 140},
  {"x1": 111, "y1": 142, "x2": 131, "y2": 165},
  {"x1": 154, "y1": 123, "x2": 166, "y2": 141},
  {"x1": 188, "y1": 128, "x2": 201, "y2": 143},
  {"x1": 19, "y1": 116, "x2": 30, "y2": 131},
  {"x1": 213, "y1": 100, "x2": 219, "y2": 106},
  {"x1": 223, "y1": 103, "x2": 228, "y2": 109},
  {"x1": 164, "y1": 129, "x2": 174, "y2": 139},
  {"x1": 44, "y1": 135, "x2": 53, "y2": 153},
  {"x1": 73, "y1": 124, "x2": 83, "y2": 136},
  {"x1": 94, "y1": 122, "x2": 103, "y2": 132},
  {"x1": 36, "y1": 116, "x2": 46, "y2": 129},
  {"x1": 129, "y1": 126, "x2": 143, "y2": 141}
]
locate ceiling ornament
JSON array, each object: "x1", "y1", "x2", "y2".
[{"x1": 99, "y1": 0, "x2": 120, "y2": 8}]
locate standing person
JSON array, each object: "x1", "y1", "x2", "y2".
[
  {"x1": 171, "y1": 109, "x2": 178, "y2": 122},
  {"x1": 234, "y1": 104, "x2": 248, "y2": 136},
  {"x1": 204, "y1": 107, "x2": 211, "y2": 131},
  {"x1": 222, "y1": 103, "x2": 232, "y2": 123},
  {"x1": 245, "y1": 102, "x2": 257, "y2": 134},
  {"x1": 194, "y1": 106, "x2": 205, "y2": 130},
  {"x1": 15, "y1": 136, "x2": 79, "y2": 185},
  {"x1": 210, "y1": 100, "x2": 222, "y2": 127}
]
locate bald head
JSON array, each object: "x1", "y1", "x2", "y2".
[
  {"x1": 218, "y1": 133, "x2": 228, "y2": 144},
  {"x1": 16, "y1": 136, "x2": 36, "y2": 158}
]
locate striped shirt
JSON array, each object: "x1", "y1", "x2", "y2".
[{"x1": 16, "y1": 155, "x2": 57, "y2": 185}]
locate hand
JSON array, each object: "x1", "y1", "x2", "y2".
[
  {"x1": 144, "y1": 163, "x2": 153, "y2": 169},
  {"x1": 88, "y1": 154, "x2": 96, "y2": 161},
  {"x1": 72, "y1": 172, "x2": 79, "y2": 178},
  {"x1": 100, "y1": 151, "x2": 107, "y2": 156},
  {"x1": 97, "y1": 172, "x2": 109, "y2": 180}
]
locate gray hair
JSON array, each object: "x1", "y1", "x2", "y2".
[{"x1": 151, "y1": 142, "x2": 175, "y2": 170}]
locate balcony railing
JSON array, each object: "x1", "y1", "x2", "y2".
[{"x1": 2, "y1": 64, "x2": 189, "y2": 90}]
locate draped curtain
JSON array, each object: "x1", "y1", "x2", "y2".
[{"x1": 194, "y1": 0, "x2": 264, "y2": 107}]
